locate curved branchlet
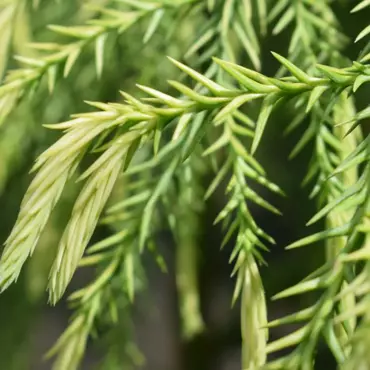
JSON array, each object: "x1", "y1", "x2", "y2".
[
  {"x1": 39, "y1": 0, "x2": 266, "y2": 362},
  {"x1": 266, "y1": 0, "x2": 361, "y2": 361},
  {"x1": 183, "y1": 1, "x2": 271, "y2": 361},
  {"x1": 46, "y1": 179, "x2": 148, "y2": 370},
  {"x1": 336, "y1": 0, "x2": 370, "y2": 341},
  {"x1": 47, "y1": 236, "x2": 144, "y2": 370},
  {"x1": 48, "y1": 107, "x2": 214, "y2": 369},
  {"x1": 182, "y1": 0, "x2": 268, "y2": 350},
  {"x1": 1, "y1": 41, "x2": 370, "y2": 369},
  {"x1": 336, "y1": 3, "x2": 370, "y2": 366},
  {"x1": 2, "y1": 2, "x2": 370, "y2": 370},
  {"x1": 261, "y1": 3, "x2": 370, "y2": 367},
  {"x1": 263, "y1": 140, "x2": 370, "y2": 369},
  {"x1": 202, "y1": 85, "x2": 284, "y2": 367}
]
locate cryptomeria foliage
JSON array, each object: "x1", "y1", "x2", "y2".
[{"x1": 1, "y1": 0, "x2": 370, "y2": 369}]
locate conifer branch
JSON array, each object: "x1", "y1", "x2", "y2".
[
  {"x1": 0, "y1": 0, "x2": 198, "y2": 124},
  {"x1": 265, "y1": 1, "x2": 361, "y2": 359},
  {"x1": 264, "y1": 142, "x2": 370, "y2": 368},
  {"x1": 184, "y1": 2, "x2": 269, "y2": 361},
  {"x1": 47, "y1": 240, "x2": 139, "y2": 370},
  {"x1": 0, "y1": 49, "x2": 369, "y2": 368},
  {"x1": 3, "y1": 1, "x2": 370, "y2": 369},
  {"x1": 259, "y1": 2, "x2": 370, "y2": 366}
]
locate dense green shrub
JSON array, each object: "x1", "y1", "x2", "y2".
[{"x1": 1, "y1": 0, "x2": 370, "y2": 369}]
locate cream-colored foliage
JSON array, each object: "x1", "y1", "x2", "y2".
[{"x1": 240, "y1": 252, "x2": 268, "y2": 369}]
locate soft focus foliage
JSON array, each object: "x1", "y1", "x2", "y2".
[{"x1": 0, "y1": 1, "x2": 370, "y2": 370}]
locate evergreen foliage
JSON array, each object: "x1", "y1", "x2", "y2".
[{"x1": 1, "y1": 0, "x2": 370, "y2": 369}]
